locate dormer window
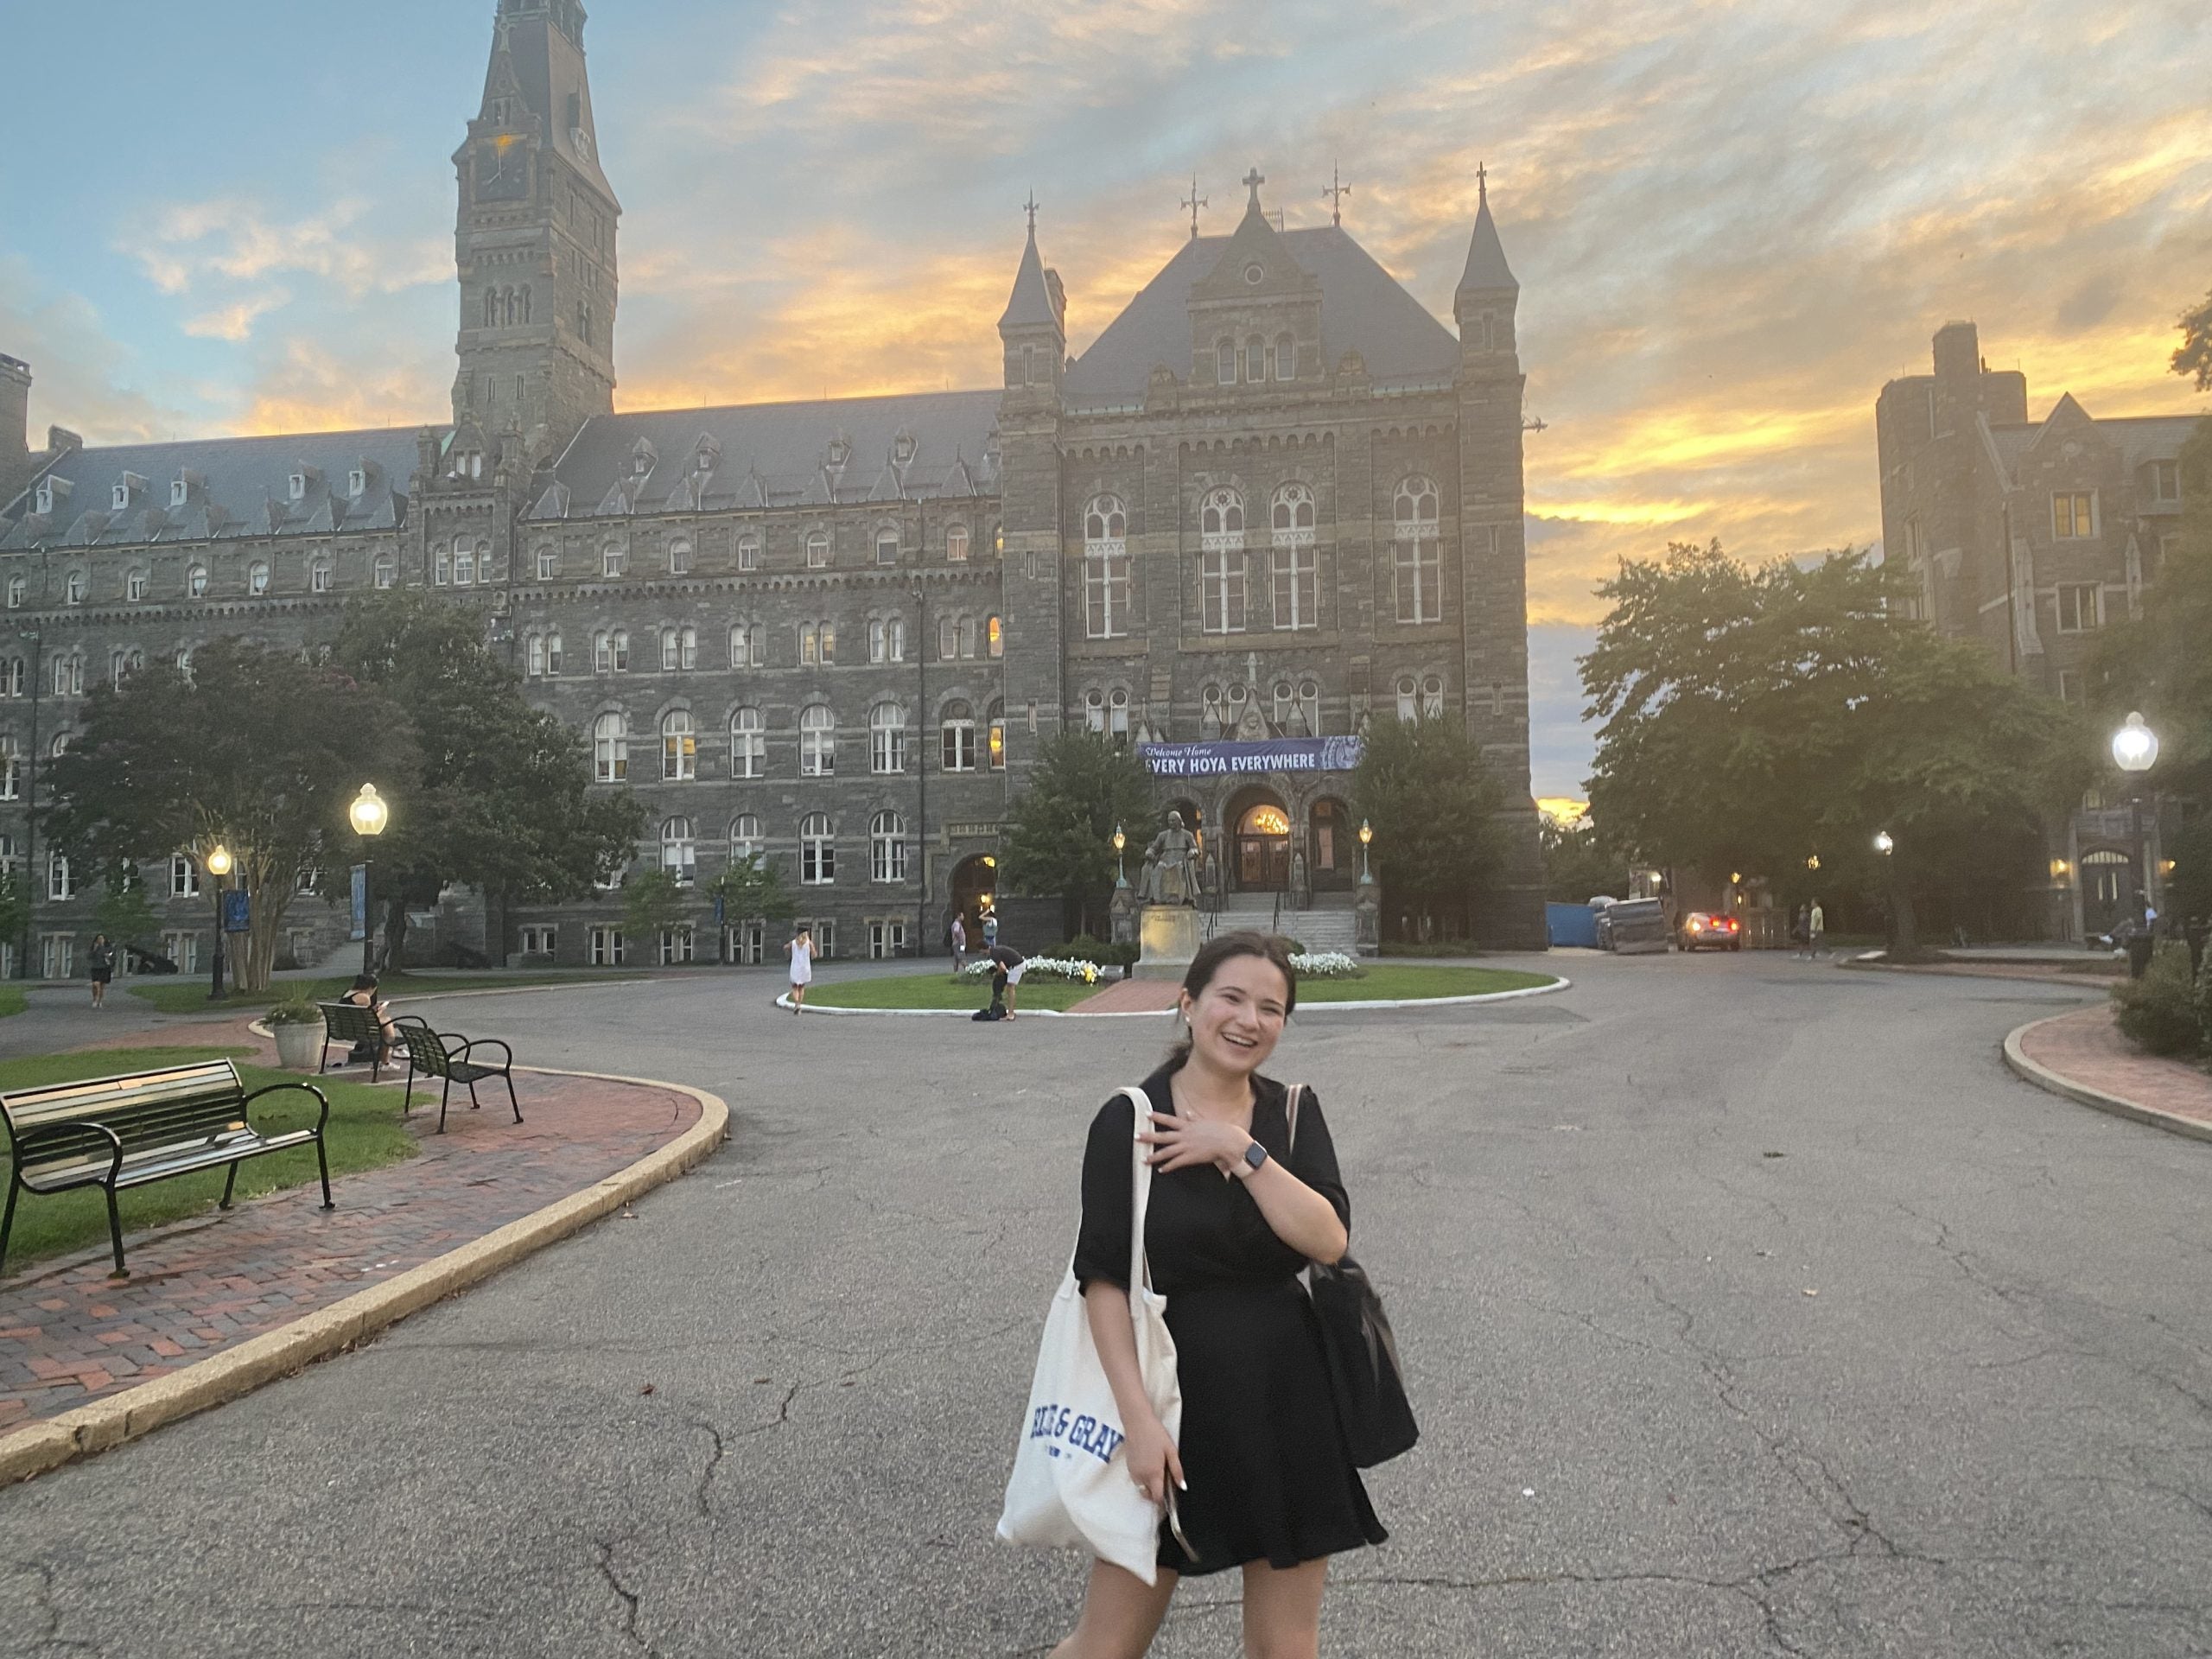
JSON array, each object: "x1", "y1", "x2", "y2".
[
  {"x1": 289, "y1": 472, "x2": 307, "y2": 501},
  {"x1": 170, "y1": 478, "x2": 189, "y2": 507},
  {"x1": 35, "y1": 480, "x2": 54, "y2": 515},
  {"x1": 892, "y1": 430, "x2": 916, "y2": 467},
  {"x1": 827, "y1": 435, "x2": 852, "y2": 470},
  {"x1": 348, "y1": 467, "x2": 366, "y2": 498}
]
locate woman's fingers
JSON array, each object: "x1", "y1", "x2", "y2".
[{"x1": 1166, "y1": 1442, "x2": 1186, "y2": 1492}]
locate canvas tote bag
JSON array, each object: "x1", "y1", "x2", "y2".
[{"x1": 997, "y1": 1086, "x2": 1186, "y2": 1583}]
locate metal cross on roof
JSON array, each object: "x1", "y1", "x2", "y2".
[
  {"x1": 1023, "y1": 191, "x2": 1039, "y2": 235},
  {"x1": 1243, "y1": 168, "x2": 1265, "y2": 211},
  {"x1": 1180, "y1": 174, "x2": 1208, "y2": 241},
  {"x1": 1477, "y1": 161, "x2": 1488, "y2": 205},
  {"x1": 1323, "y1": 162, "x2": 1352, "y2": 227}
]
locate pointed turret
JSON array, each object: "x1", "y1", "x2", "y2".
[
  {"x1": 997, "y1": 196, "x2": 1065, "y2": 395},
  {"x1": 1454, "y1": 165, "x2": 1518, "y2": 361}
]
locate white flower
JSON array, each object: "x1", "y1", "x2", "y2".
[{"x1": 1289, "y1": 950, "x2": 1361, "y2": 978}]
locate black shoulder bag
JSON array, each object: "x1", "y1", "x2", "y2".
[{"x1": 1287, "y1": 1084, "x2": 1419, "y2": 1467}]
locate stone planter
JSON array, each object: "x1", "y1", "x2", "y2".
[{"x1": 271, "y1": 1020, "x2": 323, "y2": 1071}]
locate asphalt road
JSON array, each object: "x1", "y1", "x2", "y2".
[{"x1": 3, "y1": 953, "x2": 2209, "y2": 1657}]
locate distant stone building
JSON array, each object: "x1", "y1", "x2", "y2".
[
  {"x1": 0, "y1": 0, "x2": 1545, "y2": 979},
  {"x1": 1876, "y1": 321, "x2": 2198, "y2": 939}
]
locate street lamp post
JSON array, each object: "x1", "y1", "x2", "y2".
[
  {"x1": 1113, "y1": 824, "x2": 1128, "y2": 889},
  {"x1": 2110, "y1": 711, "x2": 2160, "y2": 919},
  {"x1": 1357, "y1": 818, "x2": 1374, "y2": 885},
  {"x1": 912, "y1": 580, "x2": 927, "y2": 958},
  {"x1": 349, "y1": 784, "x2": 390, "y2": 977},
  {"x1": 204, "y1": 842, "x2": 232, "y2": 1001}
]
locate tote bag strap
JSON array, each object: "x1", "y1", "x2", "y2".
[
  {"x1": 1121, "y1": 1086, "x2": 1158, "y2": 1294},
  {"x1": 1285, "y1": 1081, "x2": 1304, "y2": 1157}
]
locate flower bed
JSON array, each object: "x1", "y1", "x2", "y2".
[
  {"x1": 1289, "y1": 951, "x2": 1363, "y2": 979},
  {"x1": 961, "y1": 956, "x2": 1103, "y2": 985}
]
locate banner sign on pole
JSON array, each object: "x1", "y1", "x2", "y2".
[
  {"x1": 349, "y1": 866, "x2": 368, "y2": 941},
  {"x1": 1136, "y1": 735, "x2": 1364, "y2": 778},
  {"x1": 221, "y1": 890, "x2": 252, "y2": 935}
]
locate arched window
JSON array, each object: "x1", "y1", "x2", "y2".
[
  {"x1": 48, "y1": 850, "x2": 73, "y2": 901},
  {"x1": 737, "y1": 531, "x2": 761, "y2": 571},
  {"x1": 1109, "y1": 687, "x2": 1130, "y2": 740},
  {"x1": 373, "y1": 555, "x2": 396, "y2": 589},
  {"x1": 1299, "y1": 678, "x2": 1322, "y2": 736},
  {"x1": 1216, "y1": 338, "x2": 1236, "y2": 385},
  {"x1": 537, "y1": 545, "x2": 559, "y2": 580},
  {"x1": 110, "y1": 647, "x2": 143, "y2": 683},
  {"x1": 800, "y1": 813, "x2": 836, "y2": 885},
  {"x1": 483, "y1": 288, "x2": 498, "y2": 327},
  {"x1": 127, "y1": 569, "x2": 149, "y2": 601},
  {"x1": 63, "y1": 569, "x2": 86, "y2": 605},
  {"x1": 730, "y1": 621, "x2": 763, "y2": 668},
  {"x1": 0, "y1": 737, "x2": 16, "y2": 800},
  {"x1": 661, "y1": 710, "x2": 696, "y2": 780},
  {"x1": 433, "y1": 543, "x2": 451, "y2": 585},
  {"x1": 1270, "y1": 482, "x2": 1319, "y2": 631},
  {"x1": 0, "y1": 657, "x2": 21, "y2": 696},
  {"x1": 1422, "y1": 674, "x2": 1445, "y2": 719},
  {"x1": 884, "y1": 616, "x2": 906, "y2": 661},
  {"x1": 806, "y1": 530, "x2": 830, "y2": 569},
  {"x1": 987, "y1": 702, "x2": 1006, "y2": 770},
  {"x1": 875, "y1": 527, "x2": 900, "y2": 566},
  {"x1": 668, "y1": 537, "x2": 693, "y2": 575},
  {"x1": 1084, "y1": 493, "x2": 1129, "y2": 640},
  {"x1": 728, "y1": 814, "x2": 761, "y2": 860},
  {"x1": 661, "y1": 817, "x2": 696, "y2": 882},
  {"x1": 946, "y1": 524, "x2": 970, "y2": 563},
  {"x1": 601, "y1": 543, "x2": 626, "y2": 579},
  {"x1": 527, "y1": 633, "x2": 547, "y2": 677},
  {"x1": 51, "y1": 652, "x2": 84, "y2": 696},
  {"x1": 940, "y1": 700, "x2": 977, "y2": 771},
  {"x1": 660, "y1": 626, "x2": 690, "y2": 671},
  {"x1": 1199, "y1": 487, "x2": 1248, "y2": 634},
  {"x1": 519, "y1": 285, "x2": 531, "y2": 323},
  {"x1": 187, "y1": 563, "x2": 208, "y2": 598},
  {"x1": 960, "y1": 614, "x2": 977, "y2": 658},
  {"x1": 871, "y1": 810, "x2": 907, "y2": 883},
  {"x1": 454, "y1": 543, "x2": 475, "y2": 586},
  {"x1": 938, "y1": 613, "x2": 958, "y2": 662},
  {"x1": 799, "y1": 703, "x2": 836, "y2": 777},
  {"x1": 1395, "y1": 676, "x2": 1418, "y2": 721},
  {"x1": 1085, "y1": 687, "x2": 1106, "y2": 733},
  {"x1": 6, "y1": 575, "x2": 24, "y2": 607},
  {"x1": 868, "y1": 619, "x2": 887, "y2": 664},
  {"x1": 593, "y1": 712, "x2": 627, "y2": 782},
  {"x1": 247, "y1": 561, "x2": 270, "y2": 595},
  {"x1": 870, "y1": 701, "x2": 907, "y2": 773},
  {"x1": 175, "y1": 644, "x2": 194, "y2": 678},
  {"x1": 1245, "y1": 334, "x2": 1265, "y2": 383},
  {"x1": 1274, "y1": 332, "x2": 1295, "y2": 382},
  {"x1": 729, "y1": 707, "x2": 764, "y2": 778},
  {"x1": 545, "y1": 631, "x2": 563, "y2": 674},
  {"x1": 1392, "y1": 476, "x2": 1442, "y2": 625}
]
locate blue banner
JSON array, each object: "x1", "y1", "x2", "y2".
[
  {"x1": 1137, "y1": 736, "x2": 1364, "y2": 778},
  {"x1": 221, "y1": 889, "x2": 251, "y2": 935},
  {"x1": 349, "y1": 866, "x2": 368, "y2": 942}
]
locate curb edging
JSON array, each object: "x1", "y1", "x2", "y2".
[
  {"x1": 0, "y1": 1067, "x2": 728, "y2": 1487},
  {"x1": 778, "y1": 976, "x2": 1570, "y2": 1018},
  {"x1": 2001, "y1": 1013, "x2": 2212, "y2": 1147}
]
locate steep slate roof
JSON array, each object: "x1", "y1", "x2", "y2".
[
  {"x1": 1062, "y1": 225, "x2": 1459, "y2": 407},
  {"x1": 1985, "y1": 411, "x2": 2202, "y2": 482},
  {"x1": 493, "y1": 6, "x2": 619, "y2": 206},
  {"x1": 531, "y1": 389, "x2": 1002, "y2": 520},
  {"x1": 1458, "y1": 191, "x2": 1517, "y2": 294},
  {"x1": 0, "y1": 427, "x2": 432, "y2": 551},
  {"x1": 999, "y1": 231, "x2": 1059, "y2": 331}
]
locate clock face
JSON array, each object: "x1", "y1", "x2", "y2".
[{"x1": 476, "y1": 141, "x2": 528, "y2": 201}]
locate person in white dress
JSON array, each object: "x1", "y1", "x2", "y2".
[{"x1": 786, "y1": 924, "x2": 814, "y2": 1015}]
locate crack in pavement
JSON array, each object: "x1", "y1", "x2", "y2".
[
  {"x1": 689, "y1": 1419, "x2": 727, "y2": 1516},
  {"x1": 23, "y1": 1560, "x2": 103, "y2": 1656},
  {"x1": 594, "y1": 1540, "x2": 655, "y2": 1655}
]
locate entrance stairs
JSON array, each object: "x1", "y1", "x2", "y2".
[{"x1": 1209, "y1": 891, "x2": 1360, "y2": 956}]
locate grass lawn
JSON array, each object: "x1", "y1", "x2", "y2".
[
  {"x1": 127, "y1": 970, "x2": 626, "y2": 1017},
  {"x1": 0, "y1": 984, "x2": 23, "y2": 1019},
  {"x1": 804, "y1": 973, "x2": 1104, "y2": 1013},
  {"x1": 801, "y1": 963, "x2": 1559, "y2": 1012},
  {"x1": 0, "y1": 1045, "x2": 416, "y2": 1271}
]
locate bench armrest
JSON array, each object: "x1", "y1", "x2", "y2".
[
  {"x1": 239, "y1": 1080, "x2": 332, "y2": 1137},
  {"x1": 11, "y1": 1119, "x2": 126, "y2": 1187},
  {"x1": 454, "y1": 1037, "x2": 512, "y2": 1070}
]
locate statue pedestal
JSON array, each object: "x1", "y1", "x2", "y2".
[
  {"x1": 1355, "y1": 879, "x2": 1381, "y2": 958},
  {"x1": 1110, "y1": 883, "x2": 1139, "y2": 948},
  {"x1": 1135, "y1": 905, "x2": 1202, "y2": 981}
]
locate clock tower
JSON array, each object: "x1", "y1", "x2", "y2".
[{"x1": 451, "y1": 0, "x2": 619, "y2": 470}]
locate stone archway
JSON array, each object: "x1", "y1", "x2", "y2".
[
  {"x1": 1224, "y1": 784, "x2": 1292, "y2": 893},
  {"x1": 950, "y1": 854, "x2": 997, "y2": 939}
]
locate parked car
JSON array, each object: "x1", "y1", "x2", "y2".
[
  {"x1": 1603, "y1": 897, "x2": 1671, "y2": 954},
  {"x1": 1679, "y1": 912, "x2": 1742, "y2": 951}
]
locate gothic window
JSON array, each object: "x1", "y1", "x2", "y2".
[
  {"x1": 601, "y1": 543, "x2": 625, "y2": 578},
  {"x1": 190, "y1": 563, "x2": 211, "y2": 597},
  {"x1": 800, "y1": 814, "x2": 836, "y2": 885},
  {"x1": 1245, "y1": 334, "x2": 1265, "y2": 384},
  {"x1": 1217, "y1": 338, "x2": 1236, "y2": 385},
  {"x1": 729, "y1": 707, "x2": 765, "y2": 777},
  {"x1": 0, "y1": 658, "x2": 20, "y2": 696},
  {"x1": 127, "y1": 569, "x2": 148, "y2": 601},
  {"x1": 1020, "y1": 345, "x2": 1035, "y2": 386},
  {"x1": 1270, "y1": 483, "x2": 1319, "y2": 631},
  {"x1": 940, "y1": 701, "x2": 977, "y2": 772},
  {"x1": 454, "y1": 543, "x2": 475, "y2": 586},
  {"x1": 871, "y1": 810, "x2": 907, "y2": 884},
  {"x1": 1084, "y1": 493, "x2": 1129, "y2": 640},
  {"x1": 1299, "y1": 678, "x2": 1321, "y2": 736},
  {"x1": 960, "y1": 615, "x2": 977, "y2": 658},
  {"x1": 1274, "y1": 332, "x2": 1295, "y2": 382},
  {"x1": 946, "y1": 524, "x2": 970, "y2": 563},
  {"x1": 528, "y1": 633, "x2": 547, "y2": 677},
  {"x1": 545, "y1": 631, "x2": 563, "y2": 674},
  {"x1": 661, "y1": 817, "x2": 696, "y2": 882},
  {"x1": 669, "y1": 538, "x2": 693, "y2": 575},
  {"x1": 799, "y1": 620, "x2": 835, "y2": 664},
  {"x1": 799, "y1": 702, "x2": 836, "y2": 776},
  {"x1": 5, "y1": 575, "x2": 22, "y2": 608},
  {"x1": 0, "y1": 738, "x2": 16, "y2": 801},
  {"x1": 1395, "y1": 676, "x2": 1417, "y2": 721},
  {"x1": 373, "y1": 555, "x2": 396, "y2": 589},
  {"x1": 1085, "y1": 688, "x2": 1106, "y2": 733},
  {"x1": 64, "y1": 569, "x2": 86, "y2": 605},
  {"x1": 519, "y1": 285, "x2": 531, "y2": 324},
  {"x1": 1199, "y1": 490, "x2": 1249, "y2": 633},
  {"x1": 537, "y1": 545, "x2": 558, "y2": 580},
  {"x1": 729, "y1": 621, "x2": 763, "y2": 668},
  {"x1": 434, "y1": 544, "x2": 451, "y2": 585},
  {"x1": 870, "y1": 702, "x2": 907, "y2": 773},
  {"x1": 806, "y1": 530, "x2": 830, "y2": 569},
  {"x1": 875, "y1": 527, "x2": 899, "y2": 566},
  {"x1": 661, "y1": 710, "x2": 696, "y2": 781},
  {"x1": 993, "y1": 524, "x2": 1004, "y2": 557},
  {"x1": 577, "y1": 300, "x2": 593, "y2": 346},
  {"x1": 987, "y1": 615, "x2": 1002, "y2": 658},
  {"x1": 593, "y1": 712, "x2": 628, "y2": 782},
  {"x1": 1274, "y1": 680, "x2": 1295, "y2": 729},
  {"x1": 938, "y1": 614, "x2": 958, "y2": 662},
  {"x1": 484, "y1": 289, "x2": 498, "y2": 328},
  {"x1": 1392, "y1": 476, "x2": 1441, "y2": 625},
  {"x1": 728, "y1": 814, "x2": 761, "y2": 860},
  {"x1": 48, "y1": 851, "x2": 73, "y2": 901},
  {"x1": 1422, "y1": 674, "x2": 1445, "y2": 718},
  {"x1": 738, "y1": 531, "x2": 761, "y2": 571},
  {"x1": 988, "y1": 702, "x2": 1006, "y2": 770},
  {"x1": 110, "y1": 647, "x2": 143, "y2": 683},
  {"x1": 51, "y1": 652, "x2": 83, "y2": 696}
]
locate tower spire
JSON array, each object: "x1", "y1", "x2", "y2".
[
  {"x1": 1180, "y1": 174, "x2": 1208, "y2": 240},
  {"x1": 1323, "y1": 161, "x2": 1351, "y2": 228}
]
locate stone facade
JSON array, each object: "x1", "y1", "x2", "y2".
[
  {"x1": 0, "y1": 0, "x2": 1548, "y2": 977},
  {"x1": 1875, "y1": 321, "x2": 2198, "y2": 939}
]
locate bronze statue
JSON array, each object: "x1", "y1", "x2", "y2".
[{"x1": 1137, "y1": 810, "x2": 1200, "y2": 906}]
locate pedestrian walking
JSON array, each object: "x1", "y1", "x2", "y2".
[
  {"x1": 1789, "y1": 905, "x2": 1809, "y2": 961},
  {"x1": 1018, "y1": 930, "x2": 1389, "y2": 1653},
  {"x1": 87, "y1": 933, "x2": 116, "y2": 1007},
  {"x1": 950, "y1": 912, "x2": 969, "y2": 976},
  {"x1": 1808, "y1": 898, "x2": 1826, "y2": 959},
  {"x1": 983, "y1": 911, "x2": 1000, "y2": 950},
  {"x1": 786, "y1": 923, "x2": 814, "y2": 1014}
]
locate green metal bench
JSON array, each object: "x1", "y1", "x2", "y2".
[
  {"x1": 1, "y1": 1059, "x2": 332, "y2": 1278},
  {"x1": 317, "y1": 999, "x2": 396, "y2": 1082},
  {"x1": 395, "y1": 1018, "x2": 522, "y2": 1134}
]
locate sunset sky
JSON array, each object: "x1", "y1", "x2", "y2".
[{"x1": 2, "y1": 0, "x2": 2206, "y2": 797}]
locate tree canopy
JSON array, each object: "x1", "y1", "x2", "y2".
[
  {"x1": 1350, "y1": 713, "x2": 1504, "y2": 937},
  {"x1": 1000, "y1": 732, "x2": 1157, "y2": 938}
]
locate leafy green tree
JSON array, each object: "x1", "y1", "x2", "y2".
[
  {"x1": 1001, "y1": 732, "x2": 1158, "y2": 938},
  {"x1": 330, "y1": 594, "x2": 643, "y2": 971},
  {"x1": 93, "y1": 865, "x2": 161, "y2": 952},
  {"x1": 1351, "y1": 714, "x2": 1504, "y2": 938},
  {"x1": 703, "y1": 851, "x2": 796, "y2": 957},
  {"x1": 0, "y1": 868, "x2": 29, "y2": 970},
  {"x1": 1540, "y1": 814, "x2": 1628, "y2": 905},
  {"x1": 43, "y1": 640, "x2": 406, "y2": 993},
  {"x1": 2173, "y1": 291, "x2": 2212, "y2": 392},
  {"x1": 621, "y1": 868, "x2": 689, "y2": 961}
]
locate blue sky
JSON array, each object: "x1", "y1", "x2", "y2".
[{"x1": 3, "y1": 0, "x2": 2207, "y2": 799}]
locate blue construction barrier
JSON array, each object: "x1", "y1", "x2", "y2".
[{"x1": 1547, "y1": 901, "x2": 1600, "y2": 949}]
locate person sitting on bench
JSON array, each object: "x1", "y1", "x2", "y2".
[{"x1": 341, "y1": 974, "x2": 401, "y2": 1065}]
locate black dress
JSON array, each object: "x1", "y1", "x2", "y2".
[{"x1": 1071, "y1": 1063, "x2": 1387, "y2": 1578}]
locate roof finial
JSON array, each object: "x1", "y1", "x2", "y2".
[
  {"x1": 1023, "y1": 191, "x2": 1039, "y2": 236},
  {"x1": 1323, "y1": 161, "x2": 1352, "y2": 228},
  {"x1": 1180, "y1": 174, "x2": 1208, "y2": 241},
  {"x1": 1243, "y1": 167, "x2": 1265, "y2": 213},
  {"x1": 1477, "y1": 161, "x2": 1488, "y2": 207}
]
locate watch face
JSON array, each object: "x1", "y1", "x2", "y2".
[{"x1": 1244, "y1": 1141, "x2": 1268, "y2": 1170}]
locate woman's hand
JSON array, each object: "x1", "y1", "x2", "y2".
[
  {"x1": 1141, "y1": 1110, "x2": 1251, "y2": 1177},
  {"x1": 1122, "y1": 1412, "x2": 1185, "y2": 1507}
]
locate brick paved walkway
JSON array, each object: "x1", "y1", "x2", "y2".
[
  {"x1": 1067, "y1": 977, "x2": 1181, "y2": 1014},
  {"x1": 2018, "y1": 1003, "x2": 2212, "y2": 1129},
  {"x1": 0, "y1": 1059, "x2": 701, "y2": 1432}
]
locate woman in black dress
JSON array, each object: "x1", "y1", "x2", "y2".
[{"x1": 1049, "y1": 931, "x2": 1385, "y2": 1658}]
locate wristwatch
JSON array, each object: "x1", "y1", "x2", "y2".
[{"x1": 1238, "y1": 1140, "x2": 1269, "y2": 1178}]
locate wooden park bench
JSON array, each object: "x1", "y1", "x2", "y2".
[
  {"x1": 317, "y1": 999, "x2": 395, "y2": 1082},
  {"x1": 1, "y1": 1059, "x2": 332, "y2": 1278},
  {"x1": 394, "y1": 1018, "x2": 522, "y2": 1135}
]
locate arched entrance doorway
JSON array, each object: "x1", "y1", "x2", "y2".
[
  {"x1": 950, "y1": 853, "x2": 997, "y2": 939},
  {"x1": 1226, "y1": 787, "x2": 1292, "y2": 893},
  {"x1": 2080, "y1": 848, "x2": 2136, "y2": 938}
]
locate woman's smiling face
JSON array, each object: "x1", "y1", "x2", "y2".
[{"x1": 1180, "y1": 951, "x2": 1293, "y2": 1077}]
